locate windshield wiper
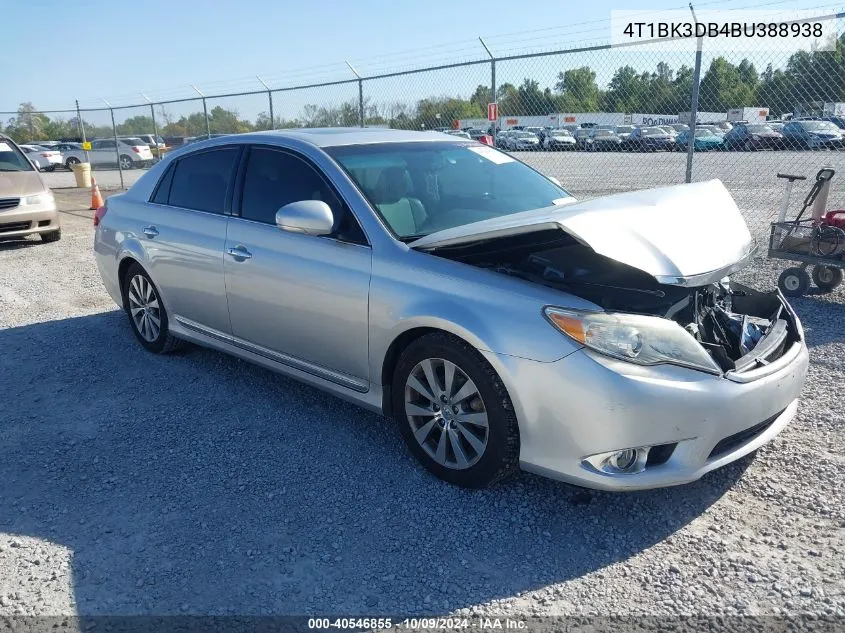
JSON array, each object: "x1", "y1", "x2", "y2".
[{"x1": 398, "y1": 234, "x2": 428, "y2": 243}]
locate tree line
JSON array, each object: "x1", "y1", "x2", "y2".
[{"x1": 4, "y1": 37, "x2": 844, "y2": 144}]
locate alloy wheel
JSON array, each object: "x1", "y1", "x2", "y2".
[
  {"x1": 127, "y1": 274, "x2": 161, "y2": 342},
  {"x1": 404, "y1": 358, "x2": 489, "y2": 470}
]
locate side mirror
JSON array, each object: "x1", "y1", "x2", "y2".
[{"x1": 275, "y1": 200, "x2": 334, "y2": 236}]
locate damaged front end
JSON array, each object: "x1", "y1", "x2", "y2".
[{"x1": 427, "y1": 228, "x2": 801, "y2": 376}]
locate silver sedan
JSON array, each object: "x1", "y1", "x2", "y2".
[{"x1": 93, "y1": 128, "x2": 808, "y2": 490}]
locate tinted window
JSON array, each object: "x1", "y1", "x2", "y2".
[
  {"x1": 240, "y1": 147, "x2": 341, "y2": 225},
  {"x1": 151, "y1": 163, "x2": 175, "y2": 204},
  {"x1": 168, "y1": 148, "x2": 238, "y2": 213}
]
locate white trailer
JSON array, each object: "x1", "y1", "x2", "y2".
[
  {"x1": 823, "y1": 102, "x2": 845, "y2": 117},
  {"x1": 726, "y1": 107, "x2": 769, "y2": 123}
]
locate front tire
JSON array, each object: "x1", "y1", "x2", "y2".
[
  {"x1": 778, "y1": 267, "x2": 810, "y2": 297},
  {"x1": 40, "y1": 229, "x2": 61, "y2": 242},
  {"x1": 122, "y1": 263, "x2": 183, "y2": 353},
  {"x1": 391, "y1": 332, "x2": 520, "y2": 488}
]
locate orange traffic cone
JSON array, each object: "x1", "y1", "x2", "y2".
[{"x1": 90, "y1": 176, "x2": 104, "y2": 210}]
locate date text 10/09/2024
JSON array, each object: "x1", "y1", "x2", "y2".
[
  {"x1": 622, "y1": 21, "x2": 823, "y2": 39},
  {"x1": 307, "y1": 617, "x2": 528, "y2": 630}
]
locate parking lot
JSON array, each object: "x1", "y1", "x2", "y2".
[{"x1": 1, "y1": 155, "x2": 844, "y2": 621}]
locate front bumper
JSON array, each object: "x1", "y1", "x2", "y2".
[
  {"x1": 0, "y1": 201, "x2": 60, "y2": 238},
  {"x1": 483, "y1": 334, "x2": 808, "y2": 491}
]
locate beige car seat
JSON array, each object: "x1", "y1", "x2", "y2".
[{"x1": 371, "y1": 167, "x2": 427, "y2": 235}]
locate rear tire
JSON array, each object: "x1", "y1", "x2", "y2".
[
  {"x1": 40, "y1": 229, "x2": 61, "y2": 243},
  {"x1": 122, "y1": 263, "x2": 183, "y2": 354},
  {"x1": 118, "y1": 154, "x2": 134, "y2": 170},
  {"x1": 812, "y1": 265, "x2": 843, "y2": 292},
  {"x1": 65, "y1": 157, "x2": 80, "y2": 170},
  {"x1": 391, "y1": 332, "x2": 520, "y2": 488}
]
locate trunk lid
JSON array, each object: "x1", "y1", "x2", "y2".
[{"x1": 409, "y1": 179, "x2": 754, "y2": 286}]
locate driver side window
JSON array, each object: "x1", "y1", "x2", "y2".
[{"x1": 239, "y1": 146, "x2": 366, "y2": 244}]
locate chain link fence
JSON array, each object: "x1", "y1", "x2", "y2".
[{"x1": 3, "y1": 12, "x2": 844, "y2": 242}]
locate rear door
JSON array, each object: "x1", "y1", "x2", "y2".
[
  {"x1": 139, "y1": 146, "x2": 241, "y2": 337},
  {"x1": 224, "y1": 145, "x2": 372, "y2": 387},
  {"x1": 90, "y1": 139, "x2": 115, "y2": 166}
]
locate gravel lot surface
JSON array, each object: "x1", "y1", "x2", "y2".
[{"x1": 1, "y1": 172, "x2": 843, "y2": 623}]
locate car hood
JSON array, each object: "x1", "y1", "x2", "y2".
[
  {"x1": 409, "y1": 179, "x2": 754, "y2": 287},
  {"x1": 0, "y1": 170, "x2": 47, "y2": 197}
]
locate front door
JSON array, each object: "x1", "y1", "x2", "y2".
[{"x1": 224, "y1": 146, "x2": 372, "y2": 387}]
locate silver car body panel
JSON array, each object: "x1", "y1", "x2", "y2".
[
  {"x1": 93, "y1": 128, "x2": 809, "y2": 490},
  {"x1": 409, "y1": 179, "x2": 754, "y2": 286}
]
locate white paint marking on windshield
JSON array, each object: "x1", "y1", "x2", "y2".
[{"x1": 467, "y1": 145, "x2": 514, "y2": 165}]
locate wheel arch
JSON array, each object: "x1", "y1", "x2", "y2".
[{"x1": 379, "y1": 324, "x2": 486, "y2": 417}]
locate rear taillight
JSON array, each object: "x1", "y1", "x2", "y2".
[
  {"x1": 132, "y1": 146, "x2": 141, "y2": 153},
  {"x1": 41, "y1": 153, "x2": 50, "y2": 157},
  {"x1": 93, "y1": 205, "x2": 107, "y2": 227}
]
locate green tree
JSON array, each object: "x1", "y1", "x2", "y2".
[{"x1": 553, "y1": 67, "x2": 601, "y2": 111}]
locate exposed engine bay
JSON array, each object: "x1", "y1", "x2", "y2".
[{"x1": 432, "y1": 229, "x2": 800, "y2": 373}]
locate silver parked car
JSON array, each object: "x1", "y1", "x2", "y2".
[{"x1": 93, "y1": 128, "x2": 809, "y2": 490}]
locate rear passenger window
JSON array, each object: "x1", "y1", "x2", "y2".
[
  {"x1": 151, "y1": 163, "x2": 175, "y2": 204},
  {"x1": 168, "y1": 148, "x2": 238, "y2": 214}
]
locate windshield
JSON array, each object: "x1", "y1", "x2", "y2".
[
  {"x1": 615, "y1": 126, "x2": 634, "y2": 133},
  {"x1": 801, "y1": 121, "x2": 838, "y2": 131},
  {"x1": 641, "y1": 127, "x2": 666, "y2": 136},
  {"x1": 0, "y1": 139, "x2": 35, "y2": 172},
  {"x1": 694, "y1": 129, "x2": 714, "y2": 137},
  {"x1": 747, "y1": 125, "x2": 773, "y2": 133},
  {"x1": 552, "y1": 130, "x2": 571, "y2": 137},
  {"x1": 327, "y1": 142, "x2": 573, "y2": 239},
  {"x1": 513, "y1": 132, "x2": 536, "y2": 139}
]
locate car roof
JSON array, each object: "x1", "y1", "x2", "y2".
[{"x1": 236, "y1": 127, "x2": 466, "y2": 148}]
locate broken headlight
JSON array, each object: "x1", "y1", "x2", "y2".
[{"x1": 544, "y1": 307, "x2": 722, "y2": 374}]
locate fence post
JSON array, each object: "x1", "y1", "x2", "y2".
[
  {"x1": 143, "y1": 94, "x2": 159, "y2": 159},
  {"x1": 479, "y1": 38, "x2": 496, "y2": 142},
  {"x1": 257, "y1": 76, "x2": 275, "y2": 130},
  {"x1": 105, "y1": 100, "x2": 125, "y2": 190},
  {"x1": 685, "y1": 4, "x2": 703, "y2": 184},
  {"x1": 75, "y1": 99, "x2": 90, "y2": 163},
  {"x1": 192, "y1": 85, "x2": 211, "y2": 139},
  {"x1": 345, "y1": 61, "x2": 364, "y2": 127}
]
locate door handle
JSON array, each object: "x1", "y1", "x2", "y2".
[
  {"x1": 227, "y1": 246, "x2": 252, "y2": 260},
  {"x1": 142, "y1": 226, "x2": 159, "y2": 238}
]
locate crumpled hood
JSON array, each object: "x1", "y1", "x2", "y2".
[{"x1": 410, "y1": 179, "x2": 754, "y2": 286}]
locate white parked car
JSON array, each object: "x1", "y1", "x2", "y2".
[
  {"x1": 502, "y1": 131, "x2": 540, "y2": 151},
  {"x1": 63, "y1": 137, "x2": 154, "y2": 170},
  {"x1": 19, "y1": 144, "x2": 63, "y2": 172},
  {"x1": 542, "y1": 129, "x2": 577, "y2": 150}
]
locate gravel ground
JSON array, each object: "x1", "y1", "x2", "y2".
[{"x1": 1, "y1": 180, "x2": 843, "y2": 623}]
